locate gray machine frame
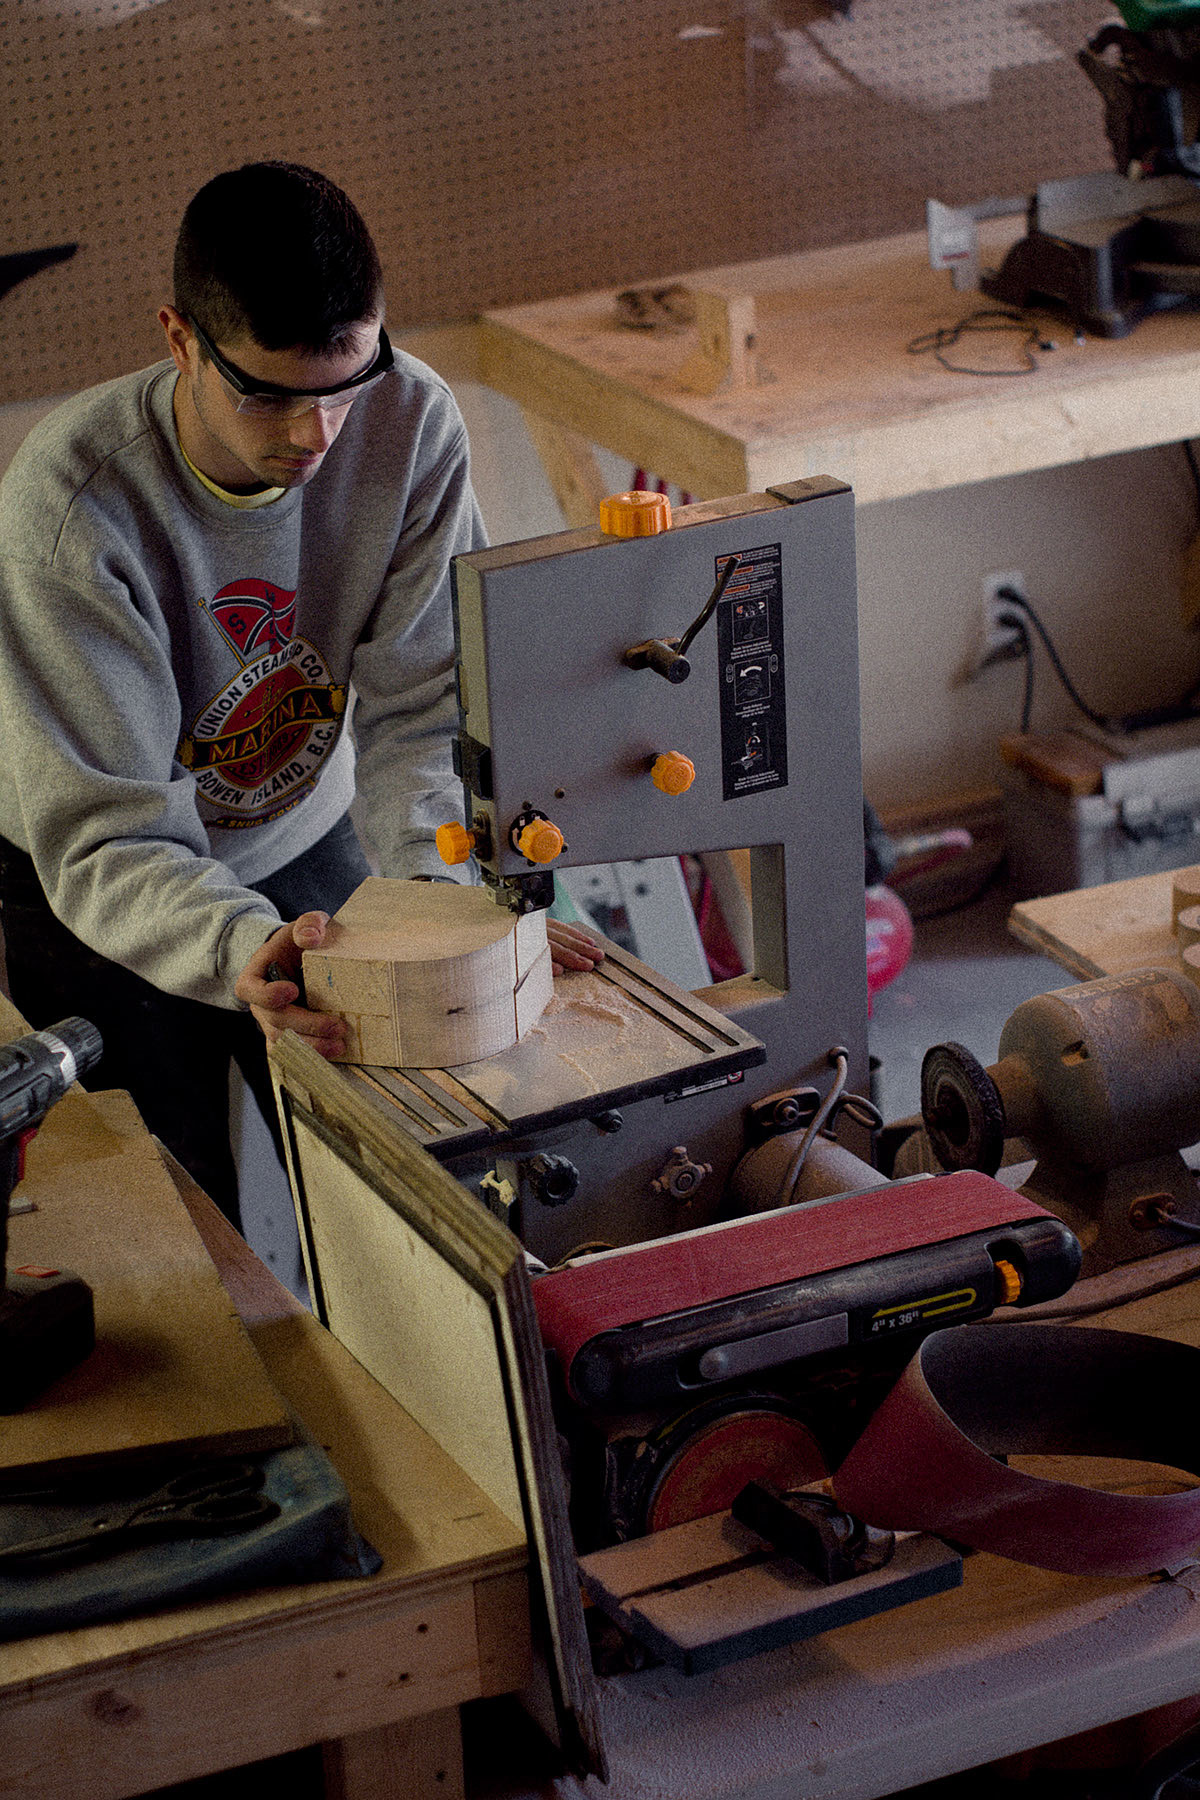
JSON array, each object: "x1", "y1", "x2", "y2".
[{"x1": 432, "y1": 478, "x2": 869, "y2": 1260}]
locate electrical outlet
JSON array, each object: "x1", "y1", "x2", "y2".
[{"x1": 976, "y1": 570, "x2": 1027, "y2": 673}]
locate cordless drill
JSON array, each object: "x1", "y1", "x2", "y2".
[{"x1": 0, "y1": 1017, "x2": 103, "y2": 1411}]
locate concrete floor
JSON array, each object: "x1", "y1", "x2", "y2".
[{"x1": 868, "y1": 872, "x2": 1067, "y2": 1131}]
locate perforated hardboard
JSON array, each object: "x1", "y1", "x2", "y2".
[{"x1": 2, "y1": 0, "x2": 1114, "y2": 403}]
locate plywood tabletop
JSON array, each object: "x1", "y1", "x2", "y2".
[
  {"x1": 0, "y1": 1004, "x2": 527, "y2": 1705},
  {"x1": 480, "y1": 225, "x2": 1200, "y2": 505}
]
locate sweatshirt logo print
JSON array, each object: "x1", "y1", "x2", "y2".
[
  {"x1": 178, "y1": 577, "x2": 347, "y2": 828},
  {"x1": 207, "y1": 578, "x2": 298, "y2": 658}
]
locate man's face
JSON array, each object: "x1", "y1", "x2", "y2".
[{"x1": 160, "y1": 306, "x2": 383, "y2": 492}]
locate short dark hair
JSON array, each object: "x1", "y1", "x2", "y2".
[{"x1": 174, "y1": 162, "x2": 383, "y2": 353}]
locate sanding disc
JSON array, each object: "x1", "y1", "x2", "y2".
[
  {"x1": 641, "y1": 1399, "x2": 827, "y2": 1534},
  {"x1": 921, "y1": 1041, "x2": 1006, "y2": 1175}
]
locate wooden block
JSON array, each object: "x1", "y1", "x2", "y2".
[
  {"x1": 675, "y1": 292, "x2": 759, "y2": 396},
  {"x1": 2, "y1": 1088, "x2": 292, "y2": 1480},
  {"x1": 1174, "y1": 867, "x2": 1200, "y2": 924},
  {"x1": 302, "y1": 878, "x2": 551, "y2": 1067},
  {"x1": 999, "y1": 732, "x2": 1111, "y2": 797}
]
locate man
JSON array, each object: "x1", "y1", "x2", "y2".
[{"x1": 0, "y1": 161, "x2": 596, "y2": 1224}]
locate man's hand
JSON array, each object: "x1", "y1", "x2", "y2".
[
  {"x1": 235, "y1": 912, "x2": 347, "y2": 1058},
  {"x1": 547, "y1": 918, "x2": 604, "y2": 976}
]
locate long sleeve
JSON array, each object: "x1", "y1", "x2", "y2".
[
  {"x1": 0, "y1": 554, "x2": 281, "y2": 1004},
  {"x1": 349, "y1": 421, "x2": 486, "y2": 879}
]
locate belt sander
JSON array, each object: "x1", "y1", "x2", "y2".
[{"x1": 533, "y1": 1169, "x2": 1080, "y2": 1543}]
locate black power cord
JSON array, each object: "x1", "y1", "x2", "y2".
[
  {"x1": 906, "y1": 308, "x2": 1057, "y2": 377},
  {"x1": 992, "y1": 585, "x2": 1115, "y2": 732}
]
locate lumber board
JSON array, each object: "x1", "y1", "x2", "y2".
[
  {"x1": 480, "y1": 223, "x2": 1200, "y2": 506},
  {"x1": 303, "y1": 877, "x2": 551, "y2": 1067},
  {"x1": 323, "y1": 1707, "x2": 464, "y2": 1800},
  {"x1": 1008, "y1": 868, "x2": 1184, "y2": 981},
  {"x1": 1, "y1": 1086, "x2": 292, "y2": 1479},
  {"x1": 270, "y1": 1028, "x2": 606, "y2": 1779},
  {"x1": 287, "y1": 1116, "x2": 526, "y2": 1528}
]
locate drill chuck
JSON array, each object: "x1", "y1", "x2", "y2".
[{"x1": 0, "y1": 1017, "x2": 103, "y2": 1139}]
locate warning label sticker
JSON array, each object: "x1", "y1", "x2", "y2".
[{"x1": 716, "y1": 542, "x2": 788, "y2": 802}]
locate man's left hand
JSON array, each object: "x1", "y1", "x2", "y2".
[{"x1": 547, "y1": 919, "x2": 604, "y2": 976}]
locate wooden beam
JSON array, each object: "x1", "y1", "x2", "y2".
[
  {"x1": 322, "y1": 1707, "x2": 464, "y2": 1800},
  {"x1": 520, "y1": 409, "x2": 609, "y2": 529}
]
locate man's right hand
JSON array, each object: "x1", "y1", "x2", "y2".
[{"x1": 235, "y1": 912, "x2": 347, "y2": 1059}]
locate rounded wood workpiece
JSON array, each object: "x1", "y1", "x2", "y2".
[
  {"x1": 1179, "y1": 904, "x2": 1200, "y2": 952},
  {"x1": 302, "y1": 877, "x2": 553, "y2": 1068}
]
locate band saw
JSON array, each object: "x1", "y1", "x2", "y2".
[{"x1": 298, "y1": 484, "x2": 1078, "y2": 1527}]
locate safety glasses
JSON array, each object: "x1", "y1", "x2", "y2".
[{"x1": 188, "y1": 317, "x2": 394, "y2": 417}]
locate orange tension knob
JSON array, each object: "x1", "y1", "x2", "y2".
[
  {"x1": 599, "y1": 491, "x2": 672, "y2": 538},
  {"x1": 436, "y1": 822, "x2": 475, "y2": 865},
  {"x1": 516, "y1": 819, "x2": 565, "y2": 864},
  {"x1": 652, "y1": 752, "x2": 696, "y2": 795}
]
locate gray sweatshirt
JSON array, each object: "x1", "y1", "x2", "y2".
[{"x1": 0, "y1": 354, "x2": 484, "y2": 1006}]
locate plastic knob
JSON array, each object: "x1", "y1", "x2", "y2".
[
  {"x1": 599, "y1": 491, "x2": 672, "y2": 538},
  {"x1": 516, "y1": 819, "x2": 564, "y2": 864},
  {"x1": 436, "y1": 821, "x2": 475, "y2": 865},
  {"x1": 993, "y1": 1258, "x2": 1023, "y2": 1305},
  {"x1": 652, "y1": 752, "x2": 696, "y2": 795},
  {"x1": 526, "y1": 1153, "x2": 579, "y2": 1207}
]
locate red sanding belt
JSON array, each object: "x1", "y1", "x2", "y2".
[
  {"x1": 833, "y1": 1322, "x2": 1200, "y2": 1577},
  {"x1": 533, "y1": 1171, "x2": 1048, "y2": 1375}
]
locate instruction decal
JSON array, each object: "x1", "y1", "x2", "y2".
[{"x1": 716, "y1": 542, "x2": 788, "y2": 801}]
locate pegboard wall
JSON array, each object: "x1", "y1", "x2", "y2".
[{"x1": 2, "y1": 0, "x2": 1118, "y2": 404}]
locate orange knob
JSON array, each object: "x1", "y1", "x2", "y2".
[
  {"x1": 993, "y1": 1258, "x2": 1023, "y2": 1304},
  {"x1": 652, "y1": 752, "x2": 696, "y2": 795},
  {"x1": 436, "y1": 821, "x2": 475, "y2": 865},
  {"x1": 599, "y1": 491, "x2": 672, "y2": 538},
  {"x1": 516, "y1": 818, "x2": 565, "y2": 864}
]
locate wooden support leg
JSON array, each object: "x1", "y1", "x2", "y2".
[
  {"x1": 520, "y1": 409, "x2": 610, "y2": 529},
  {"x1": 322, "y1": 1708, "x2": 464, "y2": 1800}
]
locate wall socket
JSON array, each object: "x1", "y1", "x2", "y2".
[{"x1": 976, "y1": 570, "x2": 1027, "y2": 673}]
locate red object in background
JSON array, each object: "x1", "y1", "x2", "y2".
[{"x1": 866, "y1": 883, "x2": 914, "y2": 1009}]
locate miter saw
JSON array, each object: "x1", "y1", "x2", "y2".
[{"x1": 983, "y1": 0, "x2": 1200, "y2": 334}]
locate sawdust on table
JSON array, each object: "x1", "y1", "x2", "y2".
[{"x1": 525, "y1": 971, "x2": 686, "y2": 1082}]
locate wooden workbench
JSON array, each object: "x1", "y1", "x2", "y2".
[
  {"x1": 0, "y1": 1009, "x2": 529, "y2": 1800},
  {"x1": 479, "y1": 224, "x2": 1200, "y2": 514}
]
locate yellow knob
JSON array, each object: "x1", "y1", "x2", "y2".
[
  {"x1": 993, "y1": 1258, "x2": 1023, "y2": 1305},
  {"x1": 599, "y1": 491, "x2": 672, "y2": 538},
  {"x1": 436, "y1": 821, "x2": 475, "y2": 865},
  {"x1": 516, "y1": 819, "x2": 565, "y2": 864},
  {"x1": 652, "y1": 752, "x2": 696, "y2": 795}
]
